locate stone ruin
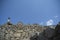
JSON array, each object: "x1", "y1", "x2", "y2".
[
  {"x1": 0, "y1": 18, "x2": 59, "y2": 40},
  {"x1": 0, "y1": 21, "x2": 45, "y2": 40}
]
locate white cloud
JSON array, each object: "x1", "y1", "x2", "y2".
[{"x1": 46, "y1": 19, "x2": 53, "y2": 26}]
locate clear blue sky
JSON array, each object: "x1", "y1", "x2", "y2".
[{"x1": 0, "y1": 0, "x2": 60, "y2": 25}]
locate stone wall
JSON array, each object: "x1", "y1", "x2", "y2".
[{"x1": 0, "y1": 23, "x2": 45, "y2": 40}]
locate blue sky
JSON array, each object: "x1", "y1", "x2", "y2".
[{"x1": 0, "y1": 0, "x2": 60, "y2": 25}]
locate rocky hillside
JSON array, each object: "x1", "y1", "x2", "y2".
[
  {"x1": 0, "y1": 18, "x2": 57, "y2": 40},
  {"x1": 0, "y1": 22, "x2": 49, "y2": 40},
  {"x1": 30, "y1": 22, "x2": 60, "y2": 40}
]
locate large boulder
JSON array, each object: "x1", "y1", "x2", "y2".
[{"x1": 53, "y1": 22, "x2": 60, "y2": 40}]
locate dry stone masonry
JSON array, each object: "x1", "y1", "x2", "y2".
[{"x1": 0, "y1": 18, "x2": 56, "y2": 40}]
